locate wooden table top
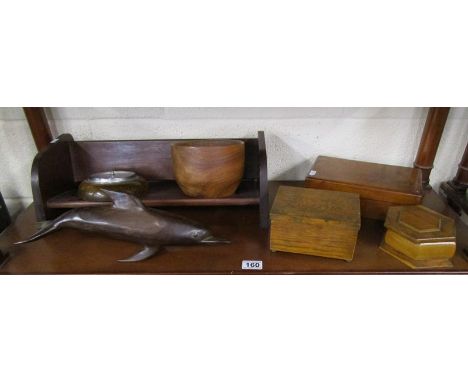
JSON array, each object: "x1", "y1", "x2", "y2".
[{"x1": 1, "y1": 182, "x2": 467, "y2": 274}]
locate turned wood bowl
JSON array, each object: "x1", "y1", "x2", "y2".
[{"x1": 171, "y1": 140, "x2": 245, "y2": 198}]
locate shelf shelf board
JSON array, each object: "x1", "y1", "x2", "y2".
[
  {"x1": 1, "y1": 182, "x2": 467, "y2": 275},
  {"x1": 47, "y1": 180, "x2": 260, "y2": 208}
]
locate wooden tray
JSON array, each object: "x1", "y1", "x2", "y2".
[{"x1": 32, "y1": 132, "x2": 269, "y2": 227}]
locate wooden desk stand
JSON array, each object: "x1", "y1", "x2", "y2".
[{"x1": 31, "y1": 132, "x2": 269, "y2": 227}]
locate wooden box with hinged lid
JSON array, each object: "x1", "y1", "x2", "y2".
[
  {"x1": 305, "y1": 156, "x2": 424, "y2": 220},
  {"x1": 269, "y1": 186, "x2": 361, "y2": 261},
  {"x1": 379, "y1": 205, "x2": 456, "y2": 269}
]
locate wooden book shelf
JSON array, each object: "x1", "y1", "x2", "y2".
[{"x1": 31, "y1": 131, "x2": 269, "y2": 227}]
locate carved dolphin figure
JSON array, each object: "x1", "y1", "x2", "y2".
[{"x1": 14, "y1": 190, "x2": 230, "y2": 262}]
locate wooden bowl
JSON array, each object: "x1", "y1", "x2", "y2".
[{"x1": 171, "y1": 140, "x2": 245, "y2": 198}]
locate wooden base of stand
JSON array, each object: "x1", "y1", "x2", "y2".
[{"x1": 379, "y1": 241, "x2": 453, "y2": 269}]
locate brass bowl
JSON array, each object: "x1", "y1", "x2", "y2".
[
  {"x1": 171, "y1": 140, "x2": 245, "y2": 198},
  {"x1": 78, "y1": 171, "x2": 148, "y2": 202}
]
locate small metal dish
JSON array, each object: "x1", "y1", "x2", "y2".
[{"x1": 78, "y1": 171, "x2": 148, "y2": 202}]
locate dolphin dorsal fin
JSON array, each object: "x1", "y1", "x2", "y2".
[{"x1": 102, "y1": 190, "x2": 145, "y2": 210}]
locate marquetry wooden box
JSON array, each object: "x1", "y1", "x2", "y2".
[
  {"x1": 270, "y1": 186, "x2": 361, "y2": 261},
  {"x1": 305, "y1": 156, "x2": 424, "y2": 220},
  {"x1": 379, "y1": 205, "x2": 456, "y2": 269}
]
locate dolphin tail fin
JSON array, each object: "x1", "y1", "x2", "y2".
[
  {"x1": 117, "y1": 245, "x2": 161, "y2": 262},
  {"x1": 14, "y1": 218, "x2": 63, "y2": 245}
]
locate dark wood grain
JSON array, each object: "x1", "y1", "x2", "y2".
[
  {"x1": 305, "y1": 156, "x2": 423, "y2": 219},
  {"x1": 258, "y1": 131, "x2": 269, "y2": 228},
  {"x1": 172, "y1": 140, "x2": 245, "y2": 198},
  {"x1": 70, "y1": 138, "x2": 259, "y2": 182},
  {"x1": 414, "y1": 107, "x2": 450, "y2": 188},
  {"x1": 47, "y1": 180, "x2": 260, "y2": 208},
  {"x1": 380, "y1": 205, "x2": 456, "y2": 269},
  {"x1": 32, "y1": 132, "x2": 268, "y2": 225},
  {"x1": 1, "y1": 181, "x2": 467, "y2": 275},
  {"x1": 31, "y1": 134, "x2": 75, "y2": 220},
  {"x1": 270, "y1": 186, "x2": 360, "y2": 261},
  {"x1": 23, "y1": 107, "x2": 53, "y2": 151}
]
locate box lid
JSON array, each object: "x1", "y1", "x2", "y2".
[
  {"x1": 270, "y1": 186, "x2": 361, "y2": 229},
  {"x1": 384, "y1": 205, "x2": 456, "y2": 243},
  {"x1": 306, "y1": 156, "x2": 423, "y2": 204}
]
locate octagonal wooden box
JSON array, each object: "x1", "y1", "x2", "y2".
[{"x1": 379, "y1": 205, "x2": 456, "y2": 269}]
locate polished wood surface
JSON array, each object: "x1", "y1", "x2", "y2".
[
  {"x1": 381, "y1": 205, "x2": 456, "y2": 269},
  {"x1": 270, "y1": 186, "x2": 360, "y2": 261},
  {"x1": 23, "y1": 107, "x2": 53, "y2": 151},
  {"x1": 380, "y1": 241, "x2": 453, "y2": 269},
  {"x1": 31, "y1": 132, "x2": 269, "y2": 226},
  {"x1": 414, "y1": 107, "x2": 450, "y2": 188},
  {"x1": 2, "y1": 182, "x2": 467, "y2": 274},
  {"x1": 382, "y1": 204, "x2": 456, "y2": 264},
  {"x1": 257, "y1": 131, "x2": 269, "y2": 228},
  {"x1": 172, "y1": 140, "x2": 245, "y2": 198},
  {"x1": 31, "y1": 134, "x2": 75, "y2": 221},
  {"x1": 271, "y1": 186, "x2": 360, "y2": 226},
  {"x1": 383, "y1": 230, "x2": 455, "y2": 260},
  {"x1": 305, "y1": 156, "x2": 423, "y2": 219},
  {"x1": 306, "y1": 156, "x2": 423, "y2": 202},
  {"x1": 69, "y1": 138, "x2": 257, "y2": 182},
  {"x1": 384, "y1": 205, "x2": 455, "y2": 243}
]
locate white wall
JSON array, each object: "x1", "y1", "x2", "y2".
[
  {"x1": 0, "y1": 108, "x2": 37, "y2": 216},
  {"x1": 1, "y1": 107, "x2": 467, "y2": 217}
]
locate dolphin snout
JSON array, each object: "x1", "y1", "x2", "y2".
[{"x1": 201, "y1": 235, "x2": 231, "y2": 244}]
